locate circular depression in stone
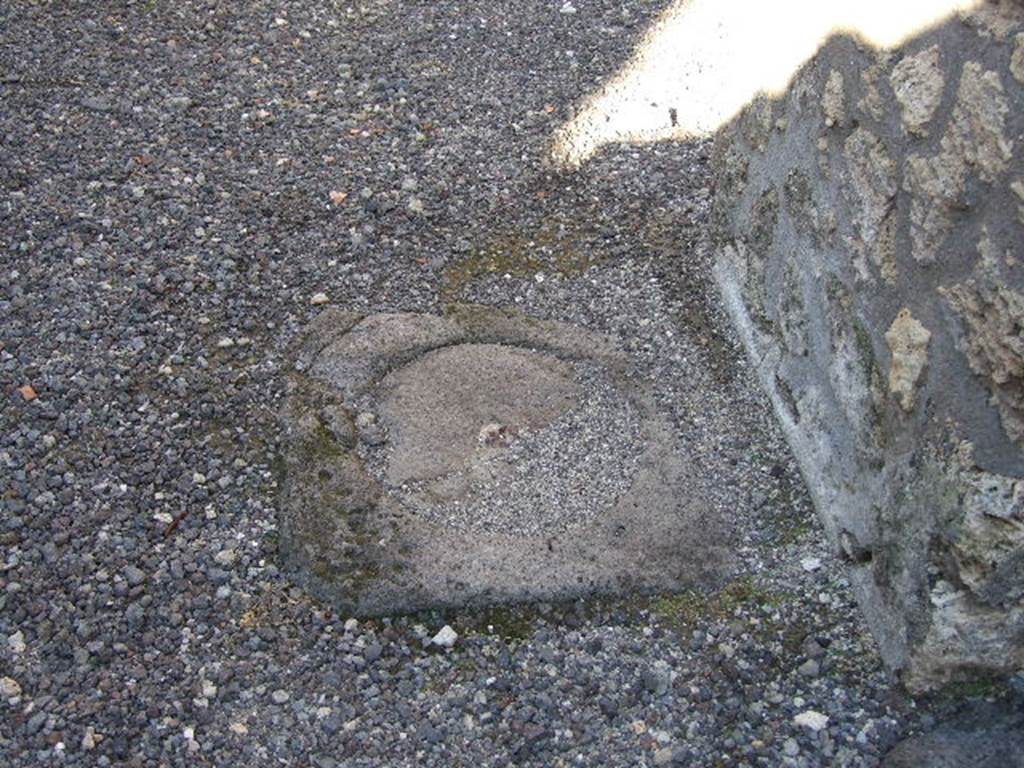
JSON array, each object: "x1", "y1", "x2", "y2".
[
  {"x1": 366, "y1": 343, "x2": 645, "y2": 536},
  {"x1": 282, "y1": 307, "x2": 732, "y2": 616},
  {"x1": 376, "y1": 343, "x2": 580, "y2": 485}
]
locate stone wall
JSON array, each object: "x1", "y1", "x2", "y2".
[{"x1": 711, "y1": 2, "x2": 1024, "y2": 691}]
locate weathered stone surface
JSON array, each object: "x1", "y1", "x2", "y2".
[
  {"x1": 822, "y1": 69, "x2": 845, "y2": 128},
  {"x1": 858, "y1": 54, "x2": 891, "y2": 121},
  {"x1": 711, "y1": 8, "x2": 1024, "y2": 691},
  {"x1": 944, "y1": 63, "x2": 1013, "y2": 182},
  {"x1": 1013, "y1": 179, "x2": 1024, "y2": 223},
  {"x1": 890, "y1": 46, "x2": 944, "y2": 136},
  {"x1": 960, "y1": 0, "x2": 1022, "y2": 41},
  {"x1": 843, "y1": 128, "x2": 897, "y2": 280},
  {"x1": 884, "y1": 310, "x2": 931, "y2": 412},
  {"x1": 883, "y1": 699, "x2": 1024, "y2": 768},
  {"x1": 280, "y1": 305, "x2": 733, "y2": 615},
  {"x1": 905, "y1": 61, "x2": 1012, "y2": 262},
  {"x1": 942, "y1": 272, "x2": 1024, "y2": 445},
  {"x1": 1013, "y1": 33, "x2": 1024, "y2": 83}
]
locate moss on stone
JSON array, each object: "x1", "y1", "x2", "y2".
[
  {"x1": 935, "y1": 673, "x2": 1005, "y2": 700},
  {"x1": 649, "y1": 590, "x2": 708, "y2": 630},
  {"x1": 775, "y1": 520, "x2": 813, "y2": 546},
  {"x1": 853, "y1": 320, "x2": 877, "y2": 377},
  {"x1": 463, "y1": 603, "x2": 538, "y2": 642},
  {"x1": 440, "y1": 225, "x2": 595, "y2": 300},
  {"x1": 649, "y1": 578, "x2": 790, "y2": 632}
]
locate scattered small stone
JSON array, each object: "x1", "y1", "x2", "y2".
[
  {"x1": 123, "y1": 565, "x2": 146, "y2": 587},
  {"x1": 310, "y1": 292, "x2": 329, "y2": 305},
  {"x1": 431, "y1": 625, "x2": 458, "y2": 649},
  {"x1": 363, "y1": 642, "x2": 383, "y2": 662},
  {"x1": 25, "y1": 711, "x2": 48, "y2": 735},
  {"x1": 166, "y1": 95, "x2": 193, "y2": 110},
  {"x1": 798, "y1": 658, "x2": 820, "y2": 677},
  {"x1": 643, "y1": 661, "x2": 672, "y2": 696},
  {"x1": 653, "y1": 746, "x2": 675, "y2": 766},
  {"x1": 800, "y1": 557, "x2": 822, "y2": 572},
  {"x1": 7, "y1": 631, "x2": 25, "y2": 655},
  {"x1": 214, "y1": 549, "x2": 238, "y2": 567},
  {"x1": 783, "y1": 737, "x2": 801, "y2": 757},
  {"x1": 794, "y1": 710, "x2": 830, "y2": 732},
  {"x1": 81, "y1": 727, "x2": 98, "y2": 751},
  {"x1": 0, "y1": 677, "x2": 21, "y2": 699},
  {"x1": 80, "y1": 96, "x2": 112, "y2": 112},
  {"x1": 271, "y1": 689, "x2": 290, "y2": 704},
  {"x1": 802, "y1": 636, "x2": 825, "y2": 659},
  {"x1": 354, "y1": 412, "x2": 386, "y2": 446}
]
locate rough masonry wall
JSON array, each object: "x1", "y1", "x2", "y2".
[{"x1": 711, "y1": 2, "x2": 1024, "y2": 691}]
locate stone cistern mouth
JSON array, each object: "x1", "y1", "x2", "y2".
[{"x1": 278, "y1": 304, "x2": 732, "y2": 616}]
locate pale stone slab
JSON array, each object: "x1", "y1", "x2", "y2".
[{"x1": 279, "y1": 305, "x2": 732, "y2": 615}]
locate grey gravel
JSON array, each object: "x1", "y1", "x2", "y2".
[{"x1": 0, "y1": 1, "x2": 1009, "y2": 766}]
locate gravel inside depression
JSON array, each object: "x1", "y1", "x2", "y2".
[{"x1": 379, "y1": 360, "x2": 644, "y2": 536}]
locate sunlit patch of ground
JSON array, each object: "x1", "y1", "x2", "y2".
[{"x1": 551, "y1": 0, "x2": 981, "y2": 166}]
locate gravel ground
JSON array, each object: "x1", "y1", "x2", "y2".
[{"x1": 0, "y1": 1, "x2": 1012, "y2": 766}]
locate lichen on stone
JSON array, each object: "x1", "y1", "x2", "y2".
[
  {"x1": 890, "y1": 45, "x2": 944, "y2": 136},
  {"x1": 884, "y1": 309, "x2": 931, "y2": 412},
  {"x1": 742, "y1": 187, "x2": 780, "y2": 327},
  {"x1": 843, "y1": 128, "x2": 897, "y2": 279},
  {"x1": 743, "y1": 95, "x2": 776, "y2": 152},
  {"x1": 782, "y1": 167, "x2": 817, "y2": 238},
  {"x1": 858, "y1": 53, "x2": 892, "y2": 121},
  {"x1": 950, "y1": 451, "x2": 1024, "y2": 605},
  {"x1": 1012, "y1": 179, "x2": 1024, "y2": 224},
  {"x1": 822, "y1": 69, "x2": 845, "y2": 129},
  {"x1": 960, "y1": 0, "x2": 1022, "y2": 41},
  {"x1": 1012, "y1": 33, "x2": 1024, "y2": 83},
  {"x1": 941, "y1": 272, "x2": 1024, "y2": 445},
  {"x1": 908, "y1": 441, "x2": 1024, "y2": 688},
  {"x1": 904, "y1": 61, "x2": 1013, "y2": 261}
]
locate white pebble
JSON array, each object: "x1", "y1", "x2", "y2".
[
  {"x1": 431, "y1": 625, "x2": 459, "y2": 648},
  {"x1": 794, "y1": 710, "x2": 830, "y2": 732},
  {"x1": 0, "y1": 676, "x2": 21, "y2": 699},
  {"x1": 7, "y1": 631, "x2": 25, "y2": 655},
  {"x1": 214, "y1": 549, "x2": 238, "y2": 567},
  {"x1": 310, "y1": 292, "x2": 329, "y2": 305}
]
